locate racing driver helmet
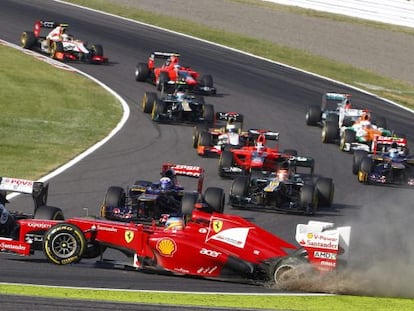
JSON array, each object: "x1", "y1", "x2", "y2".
[
  {"x1": 175, "y1": 91, "x2": 185, "y2": 101},
  {"x1": 277, "y1": 168, "x2": 289, "y2": 181},
  {"x1": 388, "y1": 142, "x2": 399, "y2": 158},
  {"x1": 164, "y1": 217, "x2": 184, "y2": 231},
  {"x1": 226, "y1": 123, "x2": 237, "y2": 133},
  {"x1": 160, "y1": 177, "x2": 173, "y2": 190},
  {"x1": 61, "y1": 33, "x2": 70, "y2": 41}
]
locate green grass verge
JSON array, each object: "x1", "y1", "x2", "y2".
[
  {"x1": 67, "y1": 0, "x2": 414, "y2": 110},
  {"x1": 0, "y1": 283, "x2": 413, "y2": 310},
  {"x1": 0, "y1": 44, "x2": 122, "y2": 179}
]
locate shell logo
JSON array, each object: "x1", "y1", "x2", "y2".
[
  {"x1": 156, "y1": 238, "x2": 177, "y2": 257},
  {"x1": 307, "y1": 233, "x2": 314, "y2": 239}
]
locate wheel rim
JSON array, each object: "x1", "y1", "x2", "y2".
[
  {"x1": 274, "y1": 266, "x2": 298, "y2": 285},
  {"x1": 142, "y1": 95, "x2": 147, "y2": 110},
  {"x1": 50, "y1": 43, "x2": 56, "y2": 57},
  {"x1": 358, "y1": 171, "x2": 366, "y2": 183},
  {"x1": 21, "y1": 34, "x2": 27, "y2": 47},
  {"x1": 340, "y1": 136, "x2": 345, "y2": 149},
  {"x1": 50, "y1": 232, "x2": 78, "y2": 258}
]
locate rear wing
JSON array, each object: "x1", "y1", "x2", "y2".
[
  {"x1": 161, "y1": 163, "x2": 204, "y2": 193},
  {"x1": 321, "y1": 92, "x2": 351, "y2": 110},
  {"x1": 289, "y1": 156, "x2": 315, "y2": 175},
  {"x1": 296, "y1": 221, "x2": 351, "y2": 272},
  {"x1": 151, "y1": 52, "x2": 180, "y2": 60},
  {"x1": 0, "y1": 177, "x2": 48, "y2": 210},
  {"x1": 33, "y1": 20, "x2": 68, "y2": 37},
  {"x1": 215, "y1": 112, "x2": 244, "y2": 123},
  {"x1": 248, "y1": 129, "x2": 279, "y2": 141},
  {"x1": 373, "y1": 135, "x2": 408, "y2": 155},
  {"x1": 324, "y1": 92, "x2": 350, "y2": 101}
]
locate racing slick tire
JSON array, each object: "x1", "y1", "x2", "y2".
[
  {"x1": 156, "y1": 71, "x2": 170, "y2": 91},
  {"x1": 203, "y1": 187, "x2": 225, "y2": 213},
  {"x1": 321, "y1": 121, "x2": 338, "y2": 144},
  {"x1": 101, "y1": 186, "x2": 126, "y2": 219},
  {"x1": 352, "y1": 150, "x2": 368, "y2": 174},
  {"x1": 315, "y1": 178, "x2": 334, "y2": 207},
  {"x1": 20, "y1": 31, "x2": 36, "y2": 49},
  {"x1": 272, "y1": 256, "x2": 309, "y2": 289},
  {"x1": 325, "y1": 113, "x2": 339, "y2": 124},
  {"x1": 192, "y1": 124, "x2": 209, "y2": 148},
  {"x1": 198, "y1": 131, "x2": 212, "y2": 148},
  {"x1": 340, "y1": 129, "x2": 356, "y2": 152},
  {"x1": 33, "y1": 205, "x2": 64, "y2": 220},
  {"x1": 181, "y1": 192, "x2": 198, "y2": 216},
  {"x1": 229, "y1": 176, "x2": 249, "y2": 208},
  {"x1": 142, "y1": 92, "x2": 157, "y2": 113},
  {"x1": 135, "y1": 62, "x2": 150, "y2": 82},
  {"x1": 299, "y1": 184, "x2": 318, "y2": 215},
  {"x1": 151, "y1": 99, "x2": 166, "y2": 122},
  {"x1": 200, "y1": 75, "x2": 214, "y2": 88},
  {"x1": 305, "y1": 106, "x2": 321, "y2": 126},
  {"x1": 90, "y1": 44, "x2": 103, "y2": 56},
  {"x1": 202, "y1": 104, "x2": 215, "y2": 125},
  {"x1": 358, "y1": 157, "x2": 373, "y2": 184},
  {"x1": 50, "y1": 41, "x2": 64, "y2": 59},
  {"x1": 218, "y1": 150, "x2": 234, "y2": 178},
  {"x1": 43, "y1": 223, "x2": 86, "y2": 265}
]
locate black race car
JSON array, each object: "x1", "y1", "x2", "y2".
[
  {"x1": 141, "y1": 87, "x2": 214, "y2": 125},
  {"x1": 228, "y1": 157, "x2": 334, "y2": 215}
]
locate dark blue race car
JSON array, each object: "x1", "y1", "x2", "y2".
[
  {"x1": 100, "y1": 163, "x2": 225, "y2": 224},
  {"x1": 354, "y1": 143, "x2": 414, "y2": 186}
]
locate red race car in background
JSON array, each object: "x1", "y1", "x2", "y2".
[
  {"x1": 20, "y1": 20, "x2": 108, "y2": 64},
  {"x1": 0, "y1": 176, "x2": 351, "y2": 289},
  {"x1": 135, "y1": 52, "x2": 216, "y2": 95},
  {"x1": 218, "y1": 129, "x2": 300, "y2": 178}
]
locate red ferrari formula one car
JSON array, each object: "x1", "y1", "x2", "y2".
[
  {"x1": 135, "y1": 52, "x2": 216, "y2": 95},
  {"x1": 218, "y1": 129, "x2": 302, "y2": 178},
  {"x1": 20, "y1": 20, "x2": 108, "y2": 64},
  {"x1": 0, "y1": 177, "x2": 351, "y2": 288}
]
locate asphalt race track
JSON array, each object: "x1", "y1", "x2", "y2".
[{"x1": 1, "y1": 0, "x2": 414, "y2": 296}]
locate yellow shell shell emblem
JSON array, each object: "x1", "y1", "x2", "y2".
[
  {"x1": 212, "y1": 220, "x2": 223, "y2": 233},
  {"x1": 156, "y1": 238, "x2": 177, "y2": 257},
  {"x1": 125, "y1": 230, "x2": 134, "y2": 243},
  {"x1": 307, "y1": 233, "x2": 314, "y2": 239}
]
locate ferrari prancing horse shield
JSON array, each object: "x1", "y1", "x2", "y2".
[
  {"x1": 125, "y1": 230, "x2": 134, "y2": 243},
  {"x1": 212, "y1": 220, "x2": 223, "y2": 233}
]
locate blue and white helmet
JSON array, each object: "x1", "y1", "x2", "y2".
[{"x1": 160, "y1": 177, "x2": 173, "y2": 190}]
